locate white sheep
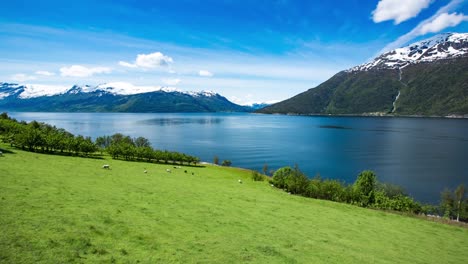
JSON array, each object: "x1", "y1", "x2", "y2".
[
  {"x1": 238, "y1": 179, "x2": 242, "y2": 184},
  {"x1": 102, "y1": 164, "x2": 110, "y2": 169},
  {"x1": 166, "y1": 169, "x2": 171, "y2": 173}
]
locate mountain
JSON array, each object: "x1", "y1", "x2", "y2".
[
  {"x1": 258, "y1": 33, "x2": 468, "y2": 117},
  {"x1": 0, "y1": 83, "x2": 250, "y2": 113}
]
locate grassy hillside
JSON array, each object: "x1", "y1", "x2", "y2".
[{"x1": 1, "y1": 145, "x2": 467, "y2": 263}]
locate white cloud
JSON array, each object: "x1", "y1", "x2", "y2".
[
  {"x1": 199, "y1": 70, "x2": 214, "y2": 77},
  {"x1": 11, "y1": 73, "x2": 36, "y2": 82},
  {"x1": 118, "y1": 61, "x2": 137, "y2": 68},
  {"x1": 119, "y1": 52, "x2": 173, "y2": 69},
  {"x1": 162, "y1": 78, "x2": 181, "y2": 86},
  {"x1": 60, "y1": 65, "x2": 112, "y2": 77},
  {"x1": 372, "y1": 0, "x2": 432, "y2": 24},
  {"x1": 380, "y1": 0, "x2": 467, "y2": 52},
  {"x1": 418, "y1": 12, "x2": 468, "y2": 34},
  {"x1": 35, "y1": 70, "x2": 55, "y2": 76}
]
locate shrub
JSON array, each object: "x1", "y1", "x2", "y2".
[
  {"x1": 222, "y1": 160, "x2": 232, "y2": 166},
  {"x1": 353, "y1": 170, "x2": 377, "y2": 207},
  {"x1": 285, "y1": 165, "x2": 309, "y2": 195},
  {"x1": 272, "y1": 166, "x2": 293, "y2": 189},
  {"x1": 251, "y1": 171, "x2": 264, "y2": 181}
]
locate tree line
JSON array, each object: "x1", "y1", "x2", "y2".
[
  {"x1": 0, "y1": 113, "x2": 199, "y2": 165},
  {"x1": 269, "y1": 165, "x2": 467, "y2": 221}
]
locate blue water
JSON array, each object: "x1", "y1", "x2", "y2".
[{"x1": 7, "y1": 112, "x2": 468, "y2": 204}]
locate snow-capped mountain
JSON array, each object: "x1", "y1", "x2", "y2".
[
  {"x1": 349, "y1": 33, "x2": 468, "y2": 72},
  {"x1": 260, "y1": 32, "x2": 468, "y2": 117},
  {"x1": 0, "y1": 82, "x2": 218, "y2": 100},
  {"x1": 0, "y1": 82, "x2": 249, "y2": 113}
]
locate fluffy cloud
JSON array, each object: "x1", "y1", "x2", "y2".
[
  {"x1": 380, "y1": 1, "x2": 467, "y2": 53},
  {"x1": 372, "y1": 0, "x2": 432, "y2": 24},
  {"x1": 11, "y1": 73, "x2": 36, "y2": 82},
  {"x1": 199, "y1": 70, "x2": 213, "y2": 77},
  {"x1": 119, "y1": 52, "x2": 173, "y2": 69},
  {"x1": 162, "y1": 78, "x2": 181, "y2": 86},
  {"x1": 35, "y1": 70, "x2": 55, "y2": 76},
  {"x1": 418, "y1": 12, "x2": 468, "y2": 34},
  {"x1": 60, "y1": 65, "x2": 112, "y2": 77},
  {"x1": 118, "y1": 61, "x2": 137, "y2": 68}
]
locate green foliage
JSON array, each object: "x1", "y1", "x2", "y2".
[
  {"x1": 221, "y1": 160, "x2": 232, "y2": 167},
  {"x1": 258, "y1": 57, "x2": 468, "y2": 116},
  {"x1": 440, "y1": 184, "x2": 468, "y2": 221},
  {"x1": 272, "y1": 166, "x2": 293, "y2": 189},
  {"x1": 353, "y1": 170, "x2": 377, "y2": 207},
  {"x1": 262, "y1": 163, "x2": 269, "y2": 175},
  {"x1": 0, "y1": 113, "x2": 199, "y2": 165},
  {"x1": 285, "y1": 165, "x2": 309, "y2": 194},
  {"x1": 271, "y1": 166, "x2": 427, "y2": 215},
  {"x1": 251, "y1": 171, "x2": 264, "y2": 181}
]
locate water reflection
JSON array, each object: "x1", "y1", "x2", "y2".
[{"x1": 139, "y1": 118, "x2": 223, "y2": 126}]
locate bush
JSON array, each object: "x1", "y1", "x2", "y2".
[
  {"x1": 353, "y1": 170, "x2": 377, "y2": 207},
  {"x1": 251, "y1": 171, "x2": 264, "y2": 181},
  {"x1": 222, "y1": 160, "x2": 232, "y2": 166},
  {"x1": 272, "y1": 166, "x2": 293, "y2": 189},
  {"x1": 285, "y1": 165, "x2": 309, "y2": 195}
]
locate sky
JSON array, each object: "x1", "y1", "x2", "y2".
[{"x1": 0, "y1": 0, "x2": 467, "y2": 105}]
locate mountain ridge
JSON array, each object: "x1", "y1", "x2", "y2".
[
  {"x1": 258, "y1": 33, "x2": 468, "y2": 117},
  {"x1": 0, "y1": 83, "x2": 251, "y2": 113}
]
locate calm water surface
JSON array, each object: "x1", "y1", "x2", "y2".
[{"x1": 7, "y1": 112, "x2": 468, "y2": 203}]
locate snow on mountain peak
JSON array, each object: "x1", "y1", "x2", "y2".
[
  {"x1": 348, "y1": 32, "x2": 468, "y2": 72},
  {"x1": 0, "y1": 82, "x2": 219, "y2": 99},
  {"x1": 19, "y1": 84, "x2": 71, "y2": 98}
]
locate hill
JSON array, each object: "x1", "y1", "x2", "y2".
[
  {"x1": 1, "y1": 144, "x2": 467, "y2": 263},
  {"x1": 258, "y1": 33, "x2": 468, "y2": 116},
  {"x1": 0, "y1": 83, "x2": 250, "y2": 113}
]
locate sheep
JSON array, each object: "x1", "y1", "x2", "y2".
[
  {"x1": 144, "y1": 170, "x2": 147, "y2": 174},
  {"x1": 102, "y1": 164, "x2": 110, "y2": 169},
  {"x1": 166, "y1": 169, "x2": 171, "y2": 173},
  {"x1": 238, "y1": 179, "x2": 243, "y2": 184}
]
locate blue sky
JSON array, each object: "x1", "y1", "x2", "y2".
[{"x1": 1, "y1": 0, "x2": 467, "y2": 104}]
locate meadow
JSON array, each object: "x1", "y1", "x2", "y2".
[{"x1": 1, "y1": 144, "x2": 467, "y2": 263}]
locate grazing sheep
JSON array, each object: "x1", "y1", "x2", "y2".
[
  {"x1": 166, "y1": 169, "x2": 171, "y2": 173},
  {"x1": 102, "y1": 164, "x2": 110, "y2": 169},
  {"x1": 144, "y1": 170, "x2": 147, "y2": 174},
  {"x1": 238, "y1": 179, "x2": 242, "y2": 184}
]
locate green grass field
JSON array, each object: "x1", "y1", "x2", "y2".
[{"x1": 1, "y1": 145, "x2": 467, "y2": 263}]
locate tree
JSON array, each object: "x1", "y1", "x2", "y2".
[
  {"x1": 262, "y1": 163, "x2": 269, "y2": 175},
  {"x1": 272, "y1": 166, "x2": 293, "y2": 189},
  {"x1": 222, "y1": 160, "x2": 232, "y2": 166},
  {"x1": 134, "y1": 136, "x2": 151, "y2": 148},
  {"x1": 213, "y1": 155, "x2": 219, "y2": 165},
  {"x1": 353, "y1": 170, "x2": 377, "y2": 207},
  {"x1": 286, "y1": 165, "x2": 309, "y2": 195},
  {"x1": 454, "y1": 184, "x2": 466, "y2": 222},
  {"x1": 440, "y1": 188, "x2": 454, "y2": 219}
]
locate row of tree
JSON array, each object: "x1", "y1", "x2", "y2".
[
  {"x1": 0, "y1": 113, "x2": 200, "y2": 165},
  {"x1": 270, "y1": 165, "x2": 467, "y2": 221},
  {"x1": 95, "y1": 134, "x2": 200, "y2": 165},
  {"x1": 0, "y1": 113, "x2": 98, "y2": 155}
]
